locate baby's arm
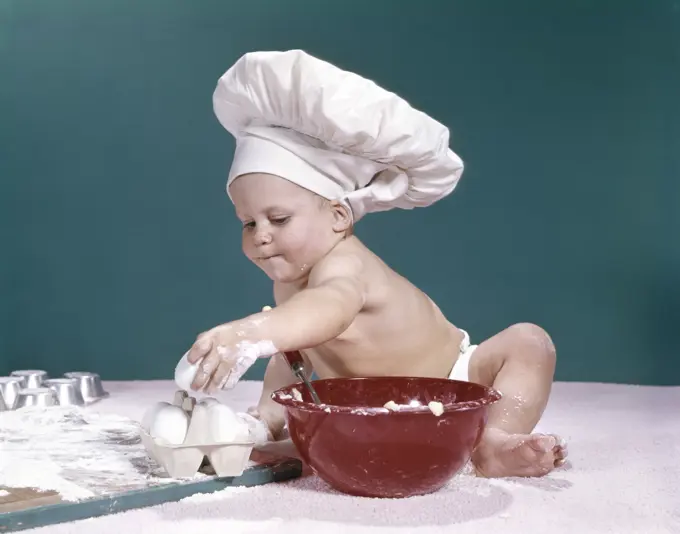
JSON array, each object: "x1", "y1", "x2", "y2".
[
  {"x1": 255, "y1": 254, "x2": 366, "y2": 352},
  {"x1": 188, "y1": 253, "x2": 366, "y2": 391}
]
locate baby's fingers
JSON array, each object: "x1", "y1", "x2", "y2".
[
  {"x1": 191, "y1": 350, "x2": 219, "y2": 391},
  {"x1": 187, "y1": 335, "x2": 213, "y2": 364},
  {"x1": 206, "y1": 348, "x2": 239, "y2": 393}
]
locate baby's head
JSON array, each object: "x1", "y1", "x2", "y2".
[{"x1": 229, "y1": 172, "x2": 353, "y2": 283}]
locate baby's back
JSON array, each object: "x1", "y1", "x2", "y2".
[{"x1": 293, "y1": 237, "x2": 463, "y2": 380}]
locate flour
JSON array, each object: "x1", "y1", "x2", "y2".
[
  {"x1": 0, "y1": 406, "x2": 186, "y2": 502},
  {"x1": 512, "y1": 393, "x2": 526, "y2": 409},
  {"x1": 0, "y1": 490, "x2": 9, "y2": 497},
  {"x1": 247, "y1": 315, "x2": 270, "y2": 327},
  {"x1": 217, "y1": 340, "x2": 278, "y2": 390},
  {"x1": 383, "y1": 400, "x2": 402, "y2": 411},
  {"x1": 350, "y1": 408, "x2": 376, "y2": 415},
  {"x1": 383, "y1": 400, "x2": 421, "y2": 411},
  {"x1": 383, "y1": 400, "x2": 444, "y2": 415},
  {"x1": 427, "y1": 401, "x2": 444, "y2": 416}
]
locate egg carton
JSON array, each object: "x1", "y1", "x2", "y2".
[{"x1": 140, "y1": 390, "x2": 255, "y2": 479}]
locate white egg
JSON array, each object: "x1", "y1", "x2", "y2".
[
  {"x1": 206, "y1": 403, "x2": 248, "y2": 443},
  {"x1": 183, "y1": 400, "x2": 212, "y2": 445},
  {"x1": 174, "y1": 351, "x2": 202, "y2": 391},
  {"x1": 148, "y1": 405, "x2": 190, "y2": 445},
  {"x1": 199, "y1": 397, "x2": 220, "y2": 407},
  {"x1": 141, "y1": 401, "x2": 171, "y2": 433},
  {"x1": 182, "y1": 398, "x2": 249, "y2": 445}
]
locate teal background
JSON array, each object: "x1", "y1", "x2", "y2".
[{"x1": 1, "y1": 0, "x2": 678, "y2": 385}]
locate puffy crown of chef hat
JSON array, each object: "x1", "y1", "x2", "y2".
[{"x1": 213, "y1": 49, "x2": 464, "y2": 222}]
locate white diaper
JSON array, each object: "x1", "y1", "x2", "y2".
[{"x1": 448, "y1": 329, "x2": 478, "y2": 382}]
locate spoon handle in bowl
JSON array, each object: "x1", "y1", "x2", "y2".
[{"x1": 283, "y1": 351, "x2": 322, "y2": 405}]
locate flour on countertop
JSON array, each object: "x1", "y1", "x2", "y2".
[
  {"x1": 0, "y1": 489, "x2": 10, "y2": 497},
  {"x1": 0, "y1": 406, "x2": 196, "y2": 501}
]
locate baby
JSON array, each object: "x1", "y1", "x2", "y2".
[{"x1": 185, "y1": 50, "x2": 567, "y2": 478}]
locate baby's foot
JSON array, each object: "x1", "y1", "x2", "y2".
[{"x1": 473, "y1": 428, "x2": 568, "y2": 478}]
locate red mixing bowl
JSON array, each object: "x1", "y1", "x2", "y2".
[{"x1": 272, "y1": 376, "x2": 501, "y2": 498}]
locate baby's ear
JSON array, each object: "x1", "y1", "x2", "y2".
[{"x1": 329, "y1": 200, "x2": 353, "y2": 234}]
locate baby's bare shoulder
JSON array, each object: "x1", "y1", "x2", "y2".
[{"x1": 308, "y1": 240, "x2": 368, "y2": 285}]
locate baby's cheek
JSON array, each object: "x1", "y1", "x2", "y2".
[
  {"x1": 287, "y1": 232, "x2": 322, "y2": 261},
  {"x1": 241, "y1": 238, "x2": 256, "y2": 260},
  {"x1": 284, "y1": 227, "x2": 312, "y2": 248}
]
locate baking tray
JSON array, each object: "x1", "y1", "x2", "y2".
[{"x1": 0, "y1": 453, "x2": 302, "y2": 532}]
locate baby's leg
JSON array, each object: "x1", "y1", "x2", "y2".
[
  {"x1": 246, "y1": 352, "x2": 316, "y2": 463},
  {"x1": 469, "y1": 323, "x2": 568, "y2": 478},
  {"x1": 251, "y1": 351, "x2": 312, "y2": 441}
]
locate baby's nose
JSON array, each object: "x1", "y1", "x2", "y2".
[{"x1": 254, "y1": 230, "x2": 272, "y2": 245}]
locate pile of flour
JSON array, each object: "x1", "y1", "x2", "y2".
[{"x1": 0, "y1": 406, "x2": 183, "y2": 501}]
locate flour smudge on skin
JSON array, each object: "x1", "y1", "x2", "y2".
[
  {"x1": 205, "y1": 313, "x2": 279, "y2": 391},
  {"x1": 216, "y1": 339, "x2": 278, "y2": 390}
]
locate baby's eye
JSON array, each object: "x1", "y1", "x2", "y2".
[
  {"x1": 270, "y1": 216, "x2": 290, "y2": 225},
  {"x1": 242, "y1": 221, "x2": 255, "y2": 230}
]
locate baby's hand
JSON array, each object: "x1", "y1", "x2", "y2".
[
  {"x1": 187, "y1": 317, "x2": 277, "y2": 393},
  {"x1": 238, "y1": 409, "x2": 273, "y2": 446}
]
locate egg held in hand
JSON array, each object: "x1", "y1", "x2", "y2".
[{"x1": 174, "y1": 351, "x2": 201, "y2": 391}]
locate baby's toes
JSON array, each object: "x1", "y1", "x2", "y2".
[
  {"x1": 550, "y1": 435, "x2": 568, "y2": 467},
  {"x1": 551, "y1": 435, "x2": 568, "y2": 456},
  {"x1": 526, "y1": 434, "x2": 557, "y2": 454},
  {"x1": 524, "y1": 434, "x2": 563, "y2": 472}
]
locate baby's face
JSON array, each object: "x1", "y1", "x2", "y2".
[{"x1": 229, "y1": 173, "x2": 344, "y2": 284}]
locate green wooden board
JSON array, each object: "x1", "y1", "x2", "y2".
[{"x1": 0, "y1": 457, "x2": 302, "y2": 533}]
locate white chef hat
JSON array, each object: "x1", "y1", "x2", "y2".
[{"x1": 213, "y1": 49, "x2": 464, "y2": 222}]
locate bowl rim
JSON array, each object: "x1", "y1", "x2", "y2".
[{"x1": 271, "y1": 376, "x2": 502, "y2": 415}]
